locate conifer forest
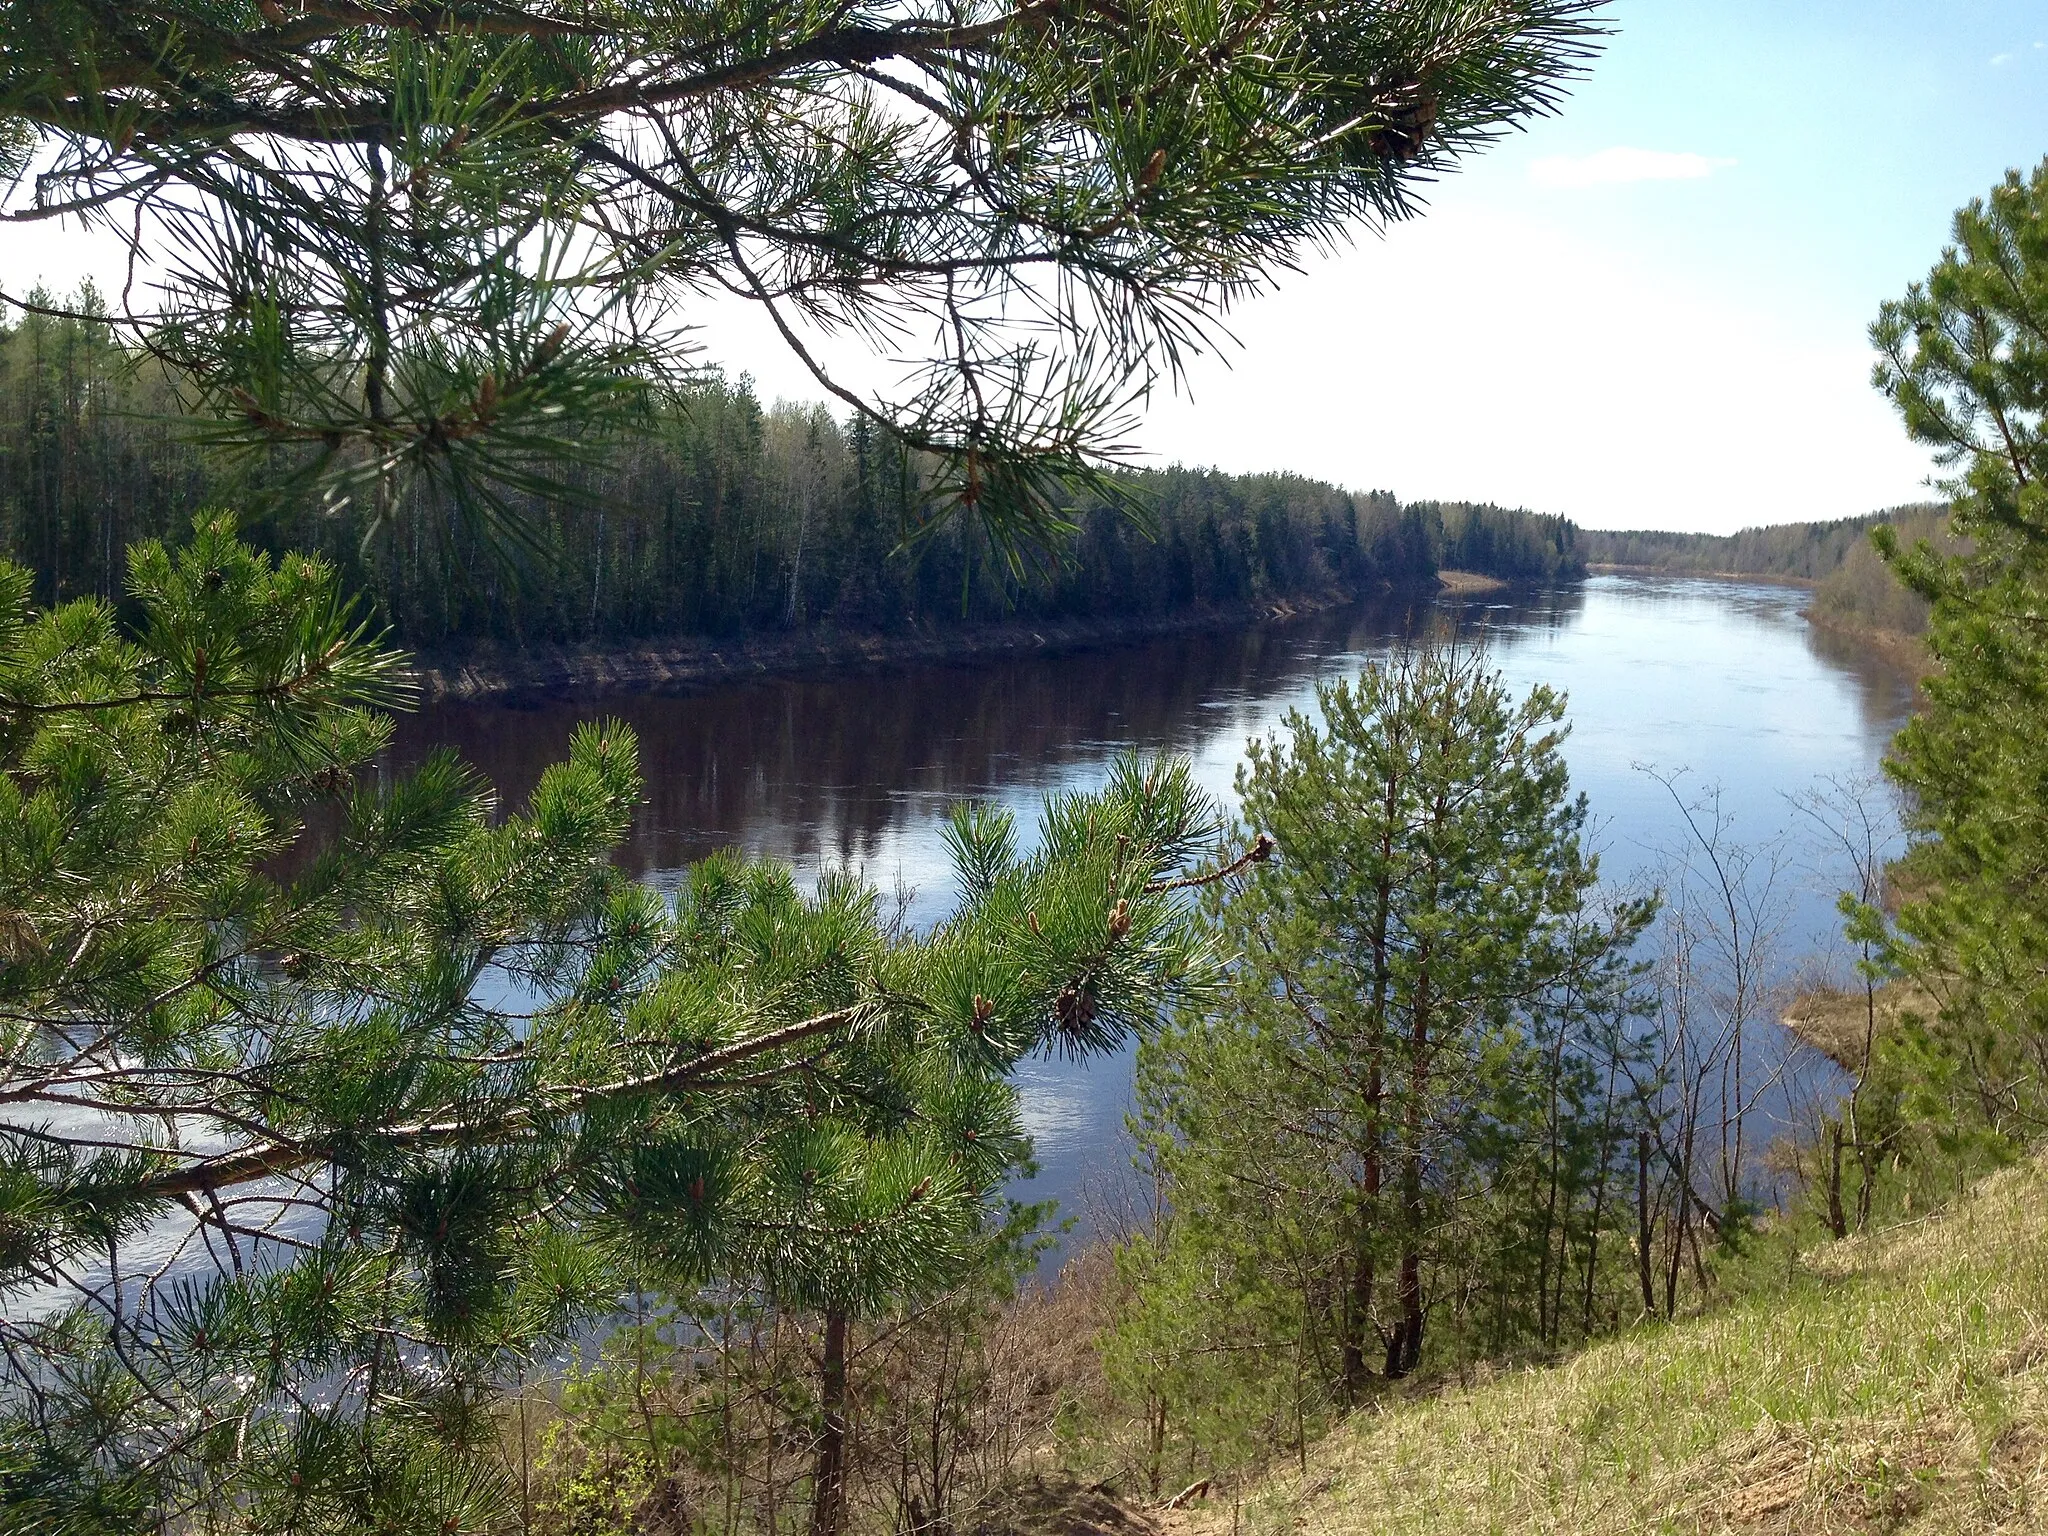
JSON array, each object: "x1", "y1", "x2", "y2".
[{"x1": 0, "y1": 300, "x2": 1581, "y2": 649}]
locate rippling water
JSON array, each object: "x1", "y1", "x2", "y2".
[{"x1": 392, "y1": 575, "x2": 1920, "y2": 1251}]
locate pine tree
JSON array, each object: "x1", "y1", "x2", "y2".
[
  {"x1": 3, "y1": 1, "x2": 1603, "y2": 553},
  {"x1": 0, "y1": 518, "x2": 1223, "y2": 1534},
  {"x1": 1870, "y1": 157, "x2": 2048, "y2": 1148},
  {"x1": 1112, "y1": 650, "x2": 1651, "y2": 1470}
]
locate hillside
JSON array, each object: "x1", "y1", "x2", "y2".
[
  {"x1": 1581, "y1": 506, "x2": 1954, "y2": 657},
  {"x1": 1580, "y1": 514, "x2": 1901, "y2": 583},
  {"x1": 1184, "y1": 1157, "x2": 2048, "y2": 1534},
  {"x1": 1577, "y1": 507, "x2": 1945, "y2": 585}
]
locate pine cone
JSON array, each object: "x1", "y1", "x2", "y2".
[
  {"x1": 1366, "y1": 80, "x2": 1439, "y2": 163},
  {"x1": 1055, "y1": 984, "x2": 1096, "y2": 1035}
]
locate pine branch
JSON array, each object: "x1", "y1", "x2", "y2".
[
  {"x1": 1145, "y1": 833, "x2": 1274, "y2": 893},
  {"x1": 131, "y1": 1004, "x2": 873, "y2": 1199}
]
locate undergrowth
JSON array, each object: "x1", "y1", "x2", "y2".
[{"x1": 1190, "y1": 1154, "x2": 2048, "y2": 1534}]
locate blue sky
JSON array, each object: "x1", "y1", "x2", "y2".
[
  {"x1": 1103, "y1": 0, "x2": 2048, "y2": 531},
  {"x1": 7, "y1": 3, "x2": 2047, "y2": 532},
  {"x1": 689, "y1": 2, "x2": 2048, "y2": 530},
  {"x1": 1509, "y1": 1, "x2": 2048, "y2": 361}
]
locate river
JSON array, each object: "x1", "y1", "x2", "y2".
[{"x1": 392, "y1": 574, "x2": 1921, "y2": 1254}]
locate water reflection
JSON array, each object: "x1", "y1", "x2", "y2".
[
  {"x1": 389, "y1": 575, "x2": 1919, "y2": 1252},
  {"x1": 395, "y1": 586, "x2": 1591, "y2": 898}
]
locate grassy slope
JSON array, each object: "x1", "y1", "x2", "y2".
[{"x1": 1202, "y1": 1158, "x2": 2048, "y2": 1534}]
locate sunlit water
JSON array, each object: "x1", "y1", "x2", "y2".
[{"x1": 391, "y1": 575, "x2": 1920, "y2": 1258}]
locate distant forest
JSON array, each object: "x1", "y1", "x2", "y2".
[
  {"x1": 0, "y1": 298, "x2": 1581, "y2": 651},
  {"x1": 1580, "y1": 507, "x2": 1953, "y2": 637},
  {"x1": 1577, "y1": 510, "x2": 1941, "y2": 582}
]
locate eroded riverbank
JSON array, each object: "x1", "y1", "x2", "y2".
[
  {"x1": 403, "y1": 572, "x2": 1534, "y2": 702},
  {"x1": 406, "y1": 591, "x2": 1367, "y2": 702}
]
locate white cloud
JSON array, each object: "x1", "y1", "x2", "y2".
[
  {"x1": 1118, "y1": 204, "x2": 1936, "y2": 534},
  {"x1": 1529, "y1": 147, "x2": 1736, "y2": 189},
  {"x1": 1993, "y1": 51, "x2": 2015, "y2": 66},
  {"x1": 4, "y1": 182, "x2": 1937, "y2": 539},
  {"x1": 505, "y1": 199, "x2": 1941, "y2": 536}
]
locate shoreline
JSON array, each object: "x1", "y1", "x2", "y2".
[
  {"x1": 407, "y1": 587, "x2": 1375, "y2": 702},
  {"x1": 1589, "y1": 564, "x2": 1931, "y2": 675},
  {"x1": 402, "y1": 567, "x2": 1924, "y2": 704},
  {"x1": 405, "y1": 569, "x2": 1547, "y2": 702},
  {"x1": 1803, "y1": 608, "x2": 1930, "y2": 675},
  {"x1": 1433, "y1": 568, "x2": 1511, "y2": 595},
  {"x1": 1586, "y1": 562, "x2": 1819, "y2": 588}
]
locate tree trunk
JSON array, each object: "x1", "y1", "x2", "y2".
[
  {"x1": 1391, "y1": 947, "x2": 1429, "y2": 1378},
  {"x1": 1345, "y1": 831, "x2": 1397, "y2": 1392},
  {"x1": 1340, "y1": 1219, "x2": 1376, "y2": 1398},
  {"x1": 1537, "y1": 1006, "x2": 1572, "y2": 1343},
  {"x1": 1636, "y1": 1131, "x2": 1656, "y2": 1320},
  {"x1": 1580, "y1": 1060, "x2": 1620, "y2": 1337},
  {"x1": 1145, "y1": 1390, "x2": 1167, "y2": 1500},
  {"x1": 1826, "y1": 1120, "x2": 1848, "y2": 1239},
  {"x1": 1341, "y1": 1062, "x2": 1384, "y2": 1398},
  {"x1": 1855, "y1": 970, "x2": 1879, "y2": 1231},
  {"x1": 1665, "y1": 1170, "x2": 1687, "y2": 1319},
  {"x1": 810, "y1": 1308, "x2": 851, "y2": 1536},
  {"x1": 1391, "y1": 1246, "x2": 1423, "y2": 1377}
]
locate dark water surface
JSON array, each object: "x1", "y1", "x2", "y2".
[{"x1": 393, "y1": 575, "x2": 1920, "y2": 1249}]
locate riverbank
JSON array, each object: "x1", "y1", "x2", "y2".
[
  {"x1": 1178, "y1": 1152, "x2": 2048, "y2": 1535},
  {"x1": 1433, "y1": 568, "x2": 1510, "y2": 594},
  {"x1": 404, "y1": 573, "x2": 1525, "y2": 701},
  {"x1": 1804, "y1": 607, "x2": 1930, "y2": 676},
  {"x1": 1587, "y1": 563, "x2": 1931, "y2": 674},
  {"x1": 406, "y1": 589, "x2": 1369, "y2": 702},
  {"x1": 1586, "y1": 561, "x2": 1818, "y2": 587},
  {"x1": 1781, "y1": 979, "x2": 1935, "y2": 1072}
]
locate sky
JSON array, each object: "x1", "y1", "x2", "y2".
[
  {"x1": 7, "y1": 2, "x2": 2048, "y2": 533},
  {"x1": 697, "y1": 0, "x2": 2048, "y2": 532}
]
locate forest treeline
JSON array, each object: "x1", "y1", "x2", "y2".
[
  {"x1": 0, "y1": 296, "x2": 1581, "y2": 652},
  {"x1": 1582, "y1": 506, "x2": 1955, "y2": 639},
  {"x1": 1577, "y1": 511, "x2": 1934, "y2": 582}
]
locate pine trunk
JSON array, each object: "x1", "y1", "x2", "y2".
[
  {"x1": 1390, "y1": 947, "x2": 1429, "y2": 1378},
  {"x1": 1636, "y1": 1131, "x2": 1656, "y2": 1319},
  {"x1": 1827, "y1": 1121, "x2": 1848, "y2": 1239},
  {"x1": 1341, "y1": 1218, "x2": 1377, "y2": 1397},
  {"x1": 1342, "y1": 1058, "x2": 1385, "y2": 1397},
  {"x1": 810, "y1": 1308, "x2": 851, "y2": 1536}
]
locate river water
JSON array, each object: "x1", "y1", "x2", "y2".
[{"x1": 393, "y1": 575, "x2": 1920, "y2": 1249}]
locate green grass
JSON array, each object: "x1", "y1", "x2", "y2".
[{"x1": 1203, "y1": 1158, "x2": 2048, "y2": 1534}]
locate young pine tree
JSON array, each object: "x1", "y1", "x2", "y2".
[
  {"x1": 0, "y1": 518, "x2": 1221, "y2": 1535},
  {"x1": 1111, "y1": 650, "x2": 1652, "y2": 1473}
]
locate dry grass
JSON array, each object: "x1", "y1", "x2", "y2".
[
  {"x1": 1178, "y1": 1156, "x2": 2048, "y2": 1535},
  {"x1": 975, "y1": 1474, "x2": 1165, "y2": 1536},
  {"x1": 1780, "y1": 981, "x2": 1936, "y2": 1073},
  {"x1": 1436, "y1": 570, "x2": 1511, "y2": 595}
]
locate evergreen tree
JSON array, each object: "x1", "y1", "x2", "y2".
[
  {"x1": 3, "y1": 1, "x2": 1603, "y2": 553},
  {"x1": 0, "y1": 519, "x2": 1222, "y2": 1533},
  {"x1": 1870, "y1": 157, "x2": 2048, "y2": 1149},
  {"x1": 1109, "y1": 650, "x2": 1652, "y2": 1472}
]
